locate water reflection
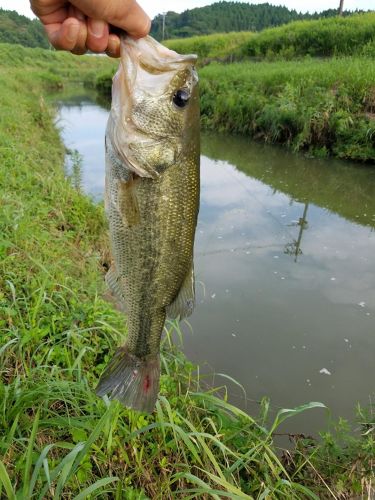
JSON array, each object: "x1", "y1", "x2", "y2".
[
  {"x1": 202, "y1": 133, "x2": 375, "y2": 230},
  {"x1": 284, "y1": 203, "x2": 309, "y2": 262},
  {"x1": 56, "y1": 92, "x2": 375, "y2": 433}
]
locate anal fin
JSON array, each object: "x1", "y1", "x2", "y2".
[{"x1": 167, "y1": 262, "x2": 195, "y2": 320}]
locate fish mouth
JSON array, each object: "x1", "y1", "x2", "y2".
[{"x1": 121, "y1": 35, "x2": 197, "y2": 71}]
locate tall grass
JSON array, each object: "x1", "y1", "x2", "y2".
[
  {"x1": 200, "y1": 57, "x2": 375, "y2": 162},
  {"x1": 0, "y1": 42, "x2": 374, "y2": 498},
  {"x1": 163, "y1": 13, "x2": 375, "y2": 61},
  {"x1": 165, "y1": 32, "x2": 254, "y2": 59},
  {"x1": 243, "y1": 12, "x2": 375, "y2": 59}
]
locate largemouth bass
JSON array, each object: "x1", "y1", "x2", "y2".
[{"x1": 96, "y1": 36, "x2": 200, "y2": 412}]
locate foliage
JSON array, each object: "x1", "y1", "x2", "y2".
[
  {"x1": 165, "y1": 12, "x2": 375, "y2": 61},
  {"x1": 0, "y1": 8, "x2": 49, "y2": 49},
  {"x1": 199, "y1": 57, "x2": 375, "y2": 162},
  {"x1": 150, "y1": 1, "x2": 365, "y2": 40},
  {"x1": 0, "y1": 42, "x2": 374, "y2": 498},
  {"x1": 165, "y1": 32, "x2": 254, "y2": 59},
  {"x1": 242, "y1": 12, "x2": 375, "y2": 59}
]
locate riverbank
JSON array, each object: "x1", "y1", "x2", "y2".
[
  {"x1": 0, "y1": 44, "x2": 374, "y2": 498},
  {"x1": 164, "y1": 13, "x2": 375, "y2": 60},
  {"x1": 200, "y1": 57, "x2": 375, "y2": 162},
  {"x1": 93, "y1": 55, "x2": 375, "y2": 163}
]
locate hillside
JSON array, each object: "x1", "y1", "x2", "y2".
[
  {"x1": 165, "y1": 12, "x2": 375, "y2": 60},
  {"x1": 0, "y1": 8, "x2": 48, "y2": 49},
  {"x1": 150, "y1": 1, "x2": 363, "y2": 40}
]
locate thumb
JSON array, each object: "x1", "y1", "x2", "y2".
[{"x1": 72, "y1": 0, "x2": 151, "y2": 38}]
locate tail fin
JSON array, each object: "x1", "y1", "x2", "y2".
[{"x1": 96, "y1": 347, "x2": 160, "y2": 413}]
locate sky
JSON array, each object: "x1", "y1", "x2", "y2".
[{"x1": 0, "y1": 0, "x2": 373, "y2": 19}]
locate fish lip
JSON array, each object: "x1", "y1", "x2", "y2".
[{"x1": 121, "y1": 35, "x2": 198, "y2": 67}]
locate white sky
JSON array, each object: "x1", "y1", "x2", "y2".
[{"x1": 0, "y1": 0, "x2": 373, "y2": 19}]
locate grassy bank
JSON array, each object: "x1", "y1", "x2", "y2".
[
  {"x1": 0, "y1": 44, "x2": 374, "y2": 498},
  {"x1": 165, "y1": 31, "x2": 253, "y2": 60},
  {"x1": 200, "y1": 57, "x2": 375, "y2": 162},
  {"x1": 164, "y1": 13, "x2": 375, "y2": 61}
]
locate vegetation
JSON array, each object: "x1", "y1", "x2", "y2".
[
  {"x1": 0, "y1": 8, "x2": 48, "y2": 49},
  {"x1": 151, "y1": 2, "x2": 304, "y2": 40},
  {"x1": 164, "y1": 13, "x2": 375, "y2": 61},
  {"x1": 165, "y1": 32, "x2": 253, "y2": 60},
  {"x1": 0, "y1": 43, "x2": 374, "y2": 497},
  {"x1": 200, "y1": 57, "x2": 375, "y2": 162},
  {"x1": 242, "y1": 12, "x2": 375, "y2": 59},
  {"x1": 150, "y1": 1, "x2": 366, "y2": 40}
]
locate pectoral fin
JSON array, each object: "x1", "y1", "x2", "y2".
[
  {"x1": 167, "y1": 262, "x2": 195, "y2": 320},
  {"x1": 117, "y1": 177, "x2": 140, "y2": 228}
]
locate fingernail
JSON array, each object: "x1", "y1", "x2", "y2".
[
  {"x1": 67, "y1": 22, "x2": 80, "y2": 42},
  {"x1": 90, "y1": 19, "x2": 106, "y2": 38}
]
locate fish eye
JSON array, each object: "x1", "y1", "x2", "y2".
[{"x1": 173, "y1": 89, "x2": 190, "y2": 109}]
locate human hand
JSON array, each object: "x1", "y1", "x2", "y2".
[{"x1": 30, "y1": 0, "x2": 150, "y2": 57}]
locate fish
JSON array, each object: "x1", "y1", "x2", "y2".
[{"x1": 96, "y1": 36, "x2": 200, "y2": 413}]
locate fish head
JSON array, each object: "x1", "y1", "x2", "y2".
[{"x1": 110, "y1": 36, "x2": 199, "y2": 178}]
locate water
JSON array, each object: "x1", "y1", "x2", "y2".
[{"x1": 56, "y1": 89, "x2": 375, "y2": 433}]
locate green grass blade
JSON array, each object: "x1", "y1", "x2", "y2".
[
  {"x1": 288, "y1": 482, "x2": 320, "y2": 500},
  {"x1": 37, "y1": 443, "x2": 84, "y2": 500},
  {"x1": 73, "y1": 477, "x2": 119, "y2": 500},
  {"x1": 0, "y1": 460, "x2": 15, "y2": 500},
  {"x1": 67, "y1": 406, "x2": 114, "y2": 483},
  {"x1": 29, "y1": 444, "x2": 55, "y2": 494},
  {"x1": 24, "y1": 410, "x2": 40, "y2": 499},
  {"x1": 269, "y1": 402, "x2": 327, "y2": 434},
  {"x1": 172, "y1": 472, "x2": 221, "y2": 500}
]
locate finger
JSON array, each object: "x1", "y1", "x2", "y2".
[
  {"x1": 68, "y1": 4, "x2": 86, "y2": 22},
  {"x1": 71, "y1": 22, "x2": 88, "y2": 54},
  {"x1": 72, "y1": 0, "x2": 151, "y2": 38},
  {"x1": 30, "y1": 0, "x2": 69, "y2": 18},
  {"x1": 33, "y1": 4, "x2": 68, "y2": 24},
  {"x1": 86, "y1": 18, "x2": 109, "y2": 53},
  {"x1": 66, "y1": 6, "x2": 87, "y2": 54},
  {"x1": 106, "y1": 34, "x2": 121, "y2": 58},
  {"x1": 44, "y1": 18, "x2": 81, "y2": 51}
]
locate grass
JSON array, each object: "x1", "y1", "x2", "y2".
[
  {"x1": 242, "y1": 12, "x2": 375, "y2": 59},
  {"x1": 163, "y1": 13, "x2": 375, "y2": 61},
  {"x1": 165, "y1": 32, "x2": 254, "y2": 60},
  {"x1": 200, "y1": 57, "x2": 375, "y2": 162},
  {"x1": 0, "y1": 43, "x2": 374, "y2": 498}
]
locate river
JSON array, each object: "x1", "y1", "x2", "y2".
[{"x1": 54, "y1": 88, "x2": 375, "y2": 434}]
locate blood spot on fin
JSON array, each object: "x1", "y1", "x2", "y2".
[{"x1": 143, "y1": 375, "x2": 151, "y2": 392}]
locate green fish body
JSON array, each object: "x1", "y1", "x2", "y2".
[{"x1": 96, "y1": 36, "x2": 200, "y2": 412}]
